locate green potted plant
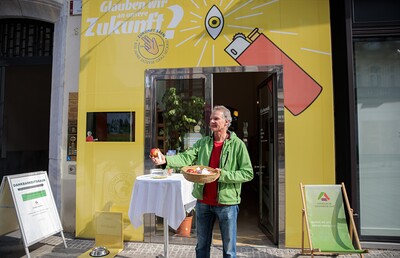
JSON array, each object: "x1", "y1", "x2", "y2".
[{"x1": 161, "y1": 87, "x2": 205, "y2": 152}]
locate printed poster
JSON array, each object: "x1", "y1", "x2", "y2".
[{"x1": 8, "y1": 171, "x2": 63, "y2": 246}]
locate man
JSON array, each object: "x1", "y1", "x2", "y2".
[{"x1": 151, "y1": 105, "x2": 253, "y2": 258}]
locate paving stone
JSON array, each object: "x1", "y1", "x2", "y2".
[{"x1": 0, "y1": 232, "x2": 399, "y2": 258}]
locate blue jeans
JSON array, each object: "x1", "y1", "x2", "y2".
[{"x1": 195, "y1": 202, "x2": 239, "y2": 258}]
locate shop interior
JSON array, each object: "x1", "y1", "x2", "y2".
[{"x1": 148, "y1": 68, "x2": 279, "y2": 247}]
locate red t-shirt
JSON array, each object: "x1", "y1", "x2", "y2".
[{"x1": 200, "y1": 140, "x2": 223, "y2": 206}]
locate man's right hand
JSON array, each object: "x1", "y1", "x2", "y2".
[{"x1": 150, "y1": 151, "x2": 166, "y2": 166}]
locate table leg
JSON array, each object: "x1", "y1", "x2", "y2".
[
  {"x1": 164, "y1": 218, "x2": 169, "y2": 258},
  {"x1": 156, "y1": 218, "x2": 169, "y2": 258}
]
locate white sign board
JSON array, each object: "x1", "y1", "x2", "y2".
[{"x1": 4, "y1": 171, "x2": 65, "y2": 249}]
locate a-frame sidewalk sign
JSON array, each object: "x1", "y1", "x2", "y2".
[{"x1": 0, "y1": 171, "x2": 67, "y2": 258}]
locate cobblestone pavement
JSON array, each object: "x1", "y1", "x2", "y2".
[{"x1": 1, "y1": 231, "x2": 399, "y2": 258}]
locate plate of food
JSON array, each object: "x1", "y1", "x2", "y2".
[
  {"x1": 151, "y1": 175, "x2": 168, "y2": 179},
  {"x1": 181, "y1": 165, "x2": 220, "y2": 183}
]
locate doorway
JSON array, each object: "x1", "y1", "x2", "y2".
[
  {"x1": 0, "y1": 19, "x2": 53, "y2": 179},
  {"x1": 145, "y1": 66, "x2": 285, "y2": 246}
]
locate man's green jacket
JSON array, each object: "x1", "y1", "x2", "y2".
[{"x1": 165, "y1": 131, "x2": 254, "y2": 205}]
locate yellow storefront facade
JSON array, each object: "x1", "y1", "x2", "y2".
[{"x1": 76, "y1": 0, "x2": 334, "y2": 248}]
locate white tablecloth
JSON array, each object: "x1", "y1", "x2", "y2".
[{"x1": 128, "y1": 173, "x2": 196, "y2": 230}]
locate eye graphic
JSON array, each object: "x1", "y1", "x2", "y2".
[{"x1": 205, "y1": 5, "x2": 224, "y2": 40}]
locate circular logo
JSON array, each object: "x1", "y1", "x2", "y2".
[
  {"x1": 134, "y1": 29, "x2": 169, "y2": 64},
  {"x1": 108, "y1": 173, "x2": 133, "y2": 204}
]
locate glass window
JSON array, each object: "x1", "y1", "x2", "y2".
[
  {"x1": 86, "y1": 112, "x2": 136, "y2": 142},
  {"x1": 354, "y1": 37, "x2": 400, "y2": 237}
]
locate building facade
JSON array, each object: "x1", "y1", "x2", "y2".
[{"x1": 0, "y1": 0, "x2": 399, "y2": 249}]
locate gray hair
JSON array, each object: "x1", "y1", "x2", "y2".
[{"x1": 213, "y1": 105, "x2": 232, "y2": 127}]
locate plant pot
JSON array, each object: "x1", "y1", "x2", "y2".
[{"x1": 175, "y1": 215, "x2": 193, "y2": 237}]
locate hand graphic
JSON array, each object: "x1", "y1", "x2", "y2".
[{"x1": 142, "y1": 35, "x2": 159, "y2": 55}]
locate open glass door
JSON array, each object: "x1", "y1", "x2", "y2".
[{"x1": 257, "y1": 74, "x2": 278, "y2": 244}]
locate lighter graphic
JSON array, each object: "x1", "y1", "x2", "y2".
[{"x1": 225, "y1": 28, "x2": 323, "y2": 116}]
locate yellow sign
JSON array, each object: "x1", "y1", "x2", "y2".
[{"x1": 77, "y1": 0, "x2": 334, "y2": 247}]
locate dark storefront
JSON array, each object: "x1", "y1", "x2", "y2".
[{"x1": 330, "y1": 0, "x2": 400, "y2": 245}]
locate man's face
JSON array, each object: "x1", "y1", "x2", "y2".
[{"x1": 209, "y1": 110, "x2": 228, "y2": 133}]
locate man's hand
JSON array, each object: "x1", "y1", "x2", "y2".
[
  {"x1": 150, "y1": 151, "x2": 166, "y2": 165},
  {"x1": 215, "y1": 168, "x2": 221, "y2": 180}
]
